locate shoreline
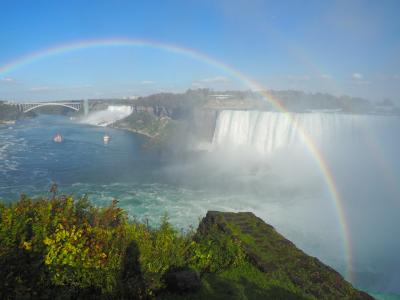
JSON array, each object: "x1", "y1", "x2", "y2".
[
  {"x1": 109, "y1": 124, "x2": 159, "y2": 139},
  {"x1": 109, "y1": 116, "x2": 170, "y2": 140}
]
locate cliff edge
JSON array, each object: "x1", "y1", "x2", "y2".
[{"x1": 184, "y1": 211, "x2": 373, "y2": 300}]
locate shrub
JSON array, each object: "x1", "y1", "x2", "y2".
[
  {"x1": 188, "y1": 225, "x2": 246, "y2": 273},
  {"x1": 0, "y1": 196, "x2": 245, "y2": 299}
]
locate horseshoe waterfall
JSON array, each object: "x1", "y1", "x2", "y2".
[{"x1": 211, "y1": 110, "x2": 395, "y2": 154}]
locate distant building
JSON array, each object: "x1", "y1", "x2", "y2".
[
  {"x1": 122, "y1": 96, "x2": 139, "y2": 100},
  {"x1": 209, "y1": 94, "x2": 232, "y2": 100}
]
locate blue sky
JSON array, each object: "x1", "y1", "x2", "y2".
[{"x1": 0, "y1": 0, "x2": 399, "y2": 101}]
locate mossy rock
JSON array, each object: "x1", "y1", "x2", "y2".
[{"x1": 194, "y1": 211, "x2": 374, "y2": 300}]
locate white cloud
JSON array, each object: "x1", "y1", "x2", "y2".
[
  {"x1": 351, "y1": 73, "x2": 371, "y2": 85},
  {"x1": 191, "y1": 76, "x2": 231, "y2": 89},
  {"x1": 352, "y1": 73, "x2": 363, "y2": 80},
  {"x1": 198, "y1": 76, "x2": 230, "y2": 83},
  {"x1": 0, "y1": 77, "x2": 15, "y2": 83},
  {"x1": 140, "y1": 80, "x2": 155, "y2": 85},
  {"x1": 29, "y1": 86, "x2": 52, "y2": 91}
]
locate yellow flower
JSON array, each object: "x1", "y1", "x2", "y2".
[
  {"x1": 43, "y1": 237, "x2": 52, "y2": 245},
  {"x1": 22, "y1": 241, "x2": 32, "y2": 250}
]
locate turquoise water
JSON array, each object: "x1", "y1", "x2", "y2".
[
  {"x1": 1, "y1": 115, "x2": 295, "y2": 229},
  {"x1": 0, "y1": 114, "x2": 399, "y2": 297}
]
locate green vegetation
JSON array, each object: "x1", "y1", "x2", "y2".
[
  {"x1": 0, "y1": 197, "x2": 372, "y2": 299},
  {"x1": 112, "y1": 111, "x2": 171, "y2": 138},
  {"x1": 0, "y1": 196, "x2": 244, "y2": 299},
  {"x1": 131, "y1": 89, "x2": 377, "y2": 114},
  {"x1": 134, "y1": 89, "x2": 210, "y2": 116},
  {"x1": 196, "y1": 211, "x2": 373, "y2": 300},
  {"x1": 0, "y1": 101, "x2": 26, "y2": 123},
  {"x1": 112, "y1": 111, "x2": 191, "y2": 152}
]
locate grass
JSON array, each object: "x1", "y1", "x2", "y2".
[{"x1": 161, "y1": 262, "x2": 310, "y2": 300}]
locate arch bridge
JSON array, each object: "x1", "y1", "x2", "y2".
[{"x1": 18, "y1": 102, "x2": 82, "y2": 113}]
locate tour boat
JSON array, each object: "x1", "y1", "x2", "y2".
[
  {"x1": 103, "y1": 134, "x2": 111, "y2": 143},
  {"x1": 53, "y1": 133, "x2": 63, "y2": 143}
]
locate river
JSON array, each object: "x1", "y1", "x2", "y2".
[{"x1": 0, "y1": 113, "x2": 399, "y2": 297}]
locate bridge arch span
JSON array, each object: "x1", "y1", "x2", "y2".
[{"x1": 21, "y1": 102, "x2": 81, "y2": 113}]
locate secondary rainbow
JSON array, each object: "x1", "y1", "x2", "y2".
[{"x1": 0, "y1": 38, "x2": 353, "y2": 280}]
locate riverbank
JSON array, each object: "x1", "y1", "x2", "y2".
[
  {"x1": 110, "y1": 112, "x2": 170, "y2": 139},
  {"x1": 110, "y1": 112, "x2": 193, "y2": 153},
  {"x1": 110, "y1": 122, "x2": 161, "y2": 139}
]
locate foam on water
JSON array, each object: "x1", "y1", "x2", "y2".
[{"x1": 0, "y1": 125, "x2": 27, "y2": 175}]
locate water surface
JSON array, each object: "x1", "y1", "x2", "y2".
[{"x1": 1, "y1": 114, "x2": 399, "y2": 297}]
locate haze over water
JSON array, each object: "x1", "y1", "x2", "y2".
[
  {"x1": 1, "y1": 112, "x2": 399, "y2": 296},
  {"x1": 1, "y1": 1, "x2": 400, "y2": 299}
]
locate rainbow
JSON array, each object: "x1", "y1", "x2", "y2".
[{"x1": 0, "y1": 38, "x2": 353, "y2": 280}]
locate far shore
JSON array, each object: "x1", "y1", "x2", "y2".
[{"x1": 109, "y1": 124, "x2": 159, "y2": 139}]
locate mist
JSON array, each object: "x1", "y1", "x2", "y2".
[
  {"x1": 159, "y1": 110, "x2": 400, "y2": 294},
  {"x1": 80, "y1": 105, "x2": 133, "y2": 126}
]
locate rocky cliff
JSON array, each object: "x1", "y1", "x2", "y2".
[{"x1": 191, "y1": 211, "x2": 373, "y2": 300}]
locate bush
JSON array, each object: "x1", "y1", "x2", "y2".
[
  {"x1": 188, "y1": 225, "x2": 245, "y2": 273},
  {"x1": 0, "y1": 196, "x2": 245, "y2": 299}
]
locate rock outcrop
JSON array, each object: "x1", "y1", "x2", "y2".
[{"x1": 198, "y1": 211, "x2": 374, "y2": 300}]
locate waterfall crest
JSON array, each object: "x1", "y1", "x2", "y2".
[
  {"x1": 81, "y1": 105, "x2": 133, "y2": 126},
  {"x1": 212, "y1": 110, "x2": 393, "y2": 154}
]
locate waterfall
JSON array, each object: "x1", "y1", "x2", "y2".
[
  {"x1": 212, "y1": 110, "x2": 397, "y2": 155},
  {"x1": 80, "y1": 105, "x2": 133, "y2": 126}
]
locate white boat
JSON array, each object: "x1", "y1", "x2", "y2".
[
  {"x1": 53, "y1": 133, "x2": 63, "y2": 143},
  {"x1": 103, "y1": 134, "x2": 111, "y2": 143}
]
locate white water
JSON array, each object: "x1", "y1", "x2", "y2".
[
  {"x1": 211, "y1": 110, "x2": 400, "y2": 295},
  {"x1": 81, "y1": 105, "x2": 133, "y2": 126},
  {"x1": 212, "y1": 110, "x2": 398, "y2": 154}
]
